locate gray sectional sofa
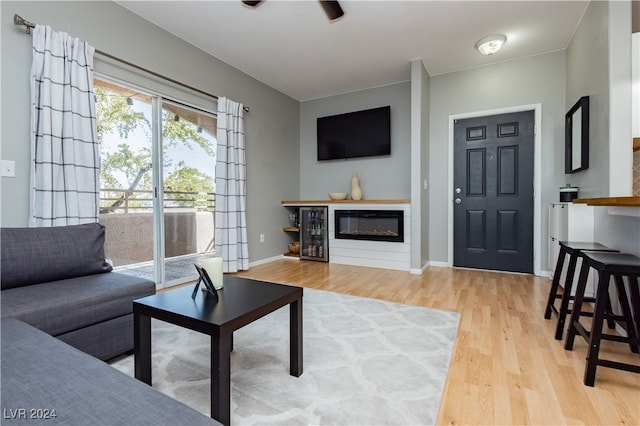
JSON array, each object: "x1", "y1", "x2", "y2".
[
  {"x1": 1, "y1": 223, "x2": 219, "y2": 425},
  {"x1": 1, "y1": 223, "x2": 155, "y2": 360},
  {"x1": 2, "y1": 318, "x2": 218, "y2": 425}
]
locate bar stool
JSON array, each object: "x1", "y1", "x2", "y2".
[
  {"x1": 564, "y1": 251, "x2": 640, "y2": 386},
  {"x1": 544, "y1": 241, "x2": 619, "y2": 340}
]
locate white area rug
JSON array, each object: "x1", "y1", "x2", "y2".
[{"x1": 111, "y1": 288, "x2": 460, "y2": 425}]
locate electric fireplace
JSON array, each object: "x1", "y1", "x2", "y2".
[{"x1": 334, "y1": 210, "x2": 404, "y2": 243}]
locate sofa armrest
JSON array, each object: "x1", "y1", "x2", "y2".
[{"x1": 1, "y1": 319, "x2": 218, "y2": 425}]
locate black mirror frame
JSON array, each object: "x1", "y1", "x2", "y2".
[{"x1": 565, "y1": 96, "x2": 589, "y2": 174}]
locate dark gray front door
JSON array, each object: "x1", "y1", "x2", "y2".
[{"x1": 453, "y1": 111, "x2": 534, "y2": 273}]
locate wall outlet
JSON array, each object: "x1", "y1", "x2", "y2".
[
  {"x1": 260, "y1": 233, "x2": 265, "y2": 243},
  {"x1": 1, "y1": 160, "x2": 15, "y2": 178}
]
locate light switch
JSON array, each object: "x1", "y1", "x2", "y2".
[{"x1": 1, "y1": 160, "x2": 15, "y2": 178}]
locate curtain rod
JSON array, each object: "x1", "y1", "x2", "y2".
[{"x1": 13, "y1": 14, "x2": 249, "y2": 113}]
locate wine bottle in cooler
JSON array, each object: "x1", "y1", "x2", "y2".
[{"x1": 299, "y1": 206, "x2": 328, "y2": 262}]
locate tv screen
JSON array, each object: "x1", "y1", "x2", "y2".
[{"x1": 317, "y1": 106, "x2": 391, "y2": 161}]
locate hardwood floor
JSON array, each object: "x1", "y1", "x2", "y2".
[{"x1": 233, "y1": 259, "x2": 640, "y2": 425}]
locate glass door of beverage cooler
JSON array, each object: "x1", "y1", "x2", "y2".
[{"x1": 299, "y1": 206, "x2": 328, "y2": 261}]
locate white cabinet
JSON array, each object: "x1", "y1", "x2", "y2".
[{"x1": 548, "y1": 203, "x2": 596, "y2": 296}]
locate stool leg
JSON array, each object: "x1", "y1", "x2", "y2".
[
  {"x1": 605, "y1": 294, "x2": 616, "y2": 330},
  {"x1": 613, "y1": 275, "x2": 639, "y2": 353},
  {"x1": 627, "y1": 276, "x2": 640, "y2": 341},
  {"x1": 584, "y1": 271, "x2": 611, "y2": 386},
  {"x1": 554, "y1": 252, "x2": 580, "y2": 340},
  {"x1": 545, "y1": 246, "x2": 567, "y2": 319},
  {"x1": 565, "y1": 260, "x2": 591, "y2": 351}
]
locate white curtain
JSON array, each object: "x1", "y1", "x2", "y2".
[
  {"x1": 215, "y1": 97, "x2": 249, "y2": 272},
  {"x1": 29, "y1": 25, "x2": 99, "y2": 227}
]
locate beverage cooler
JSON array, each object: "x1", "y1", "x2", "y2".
[{"x1": 299, "y1": 206, "x2": 328, "y2": 262}]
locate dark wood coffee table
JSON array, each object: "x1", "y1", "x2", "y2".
[{"x1": 133, "y1": 275, "x2": 303, "y2": 425}]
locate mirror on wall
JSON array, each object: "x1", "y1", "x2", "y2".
[{"x1": 565, "y1": 96, "x2": 590, "y2": 174}]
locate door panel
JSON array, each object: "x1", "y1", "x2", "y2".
[
  {"x1": 497, "y1": 210, "x2": 517, "y2": 251},
  {"x1": 454, "y1": 111, "x2": 534, "y2": 273},
  {"x1": 498, "y1": 146, "x2": 517, "y2": 195},
  {"x1": 466, "y1": 210, "x2": 486, "y2": 250},
  {"x1": 467, "y1": 149, "x2": 486, "y2": 195}
]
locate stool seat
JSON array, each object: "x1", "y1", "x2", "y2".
[
  {"x1": 559, "y1": 241, "x2": 620, "y2": 253},
  {"x1": 564, "y1": 251, "x2": 640, "y2": 386},
  {"x1": 577, "y1": 252, "x2": 640, "y2": 273},
  {"x1": 545, "y1": 241, "x2": 619, "y2": 340}
]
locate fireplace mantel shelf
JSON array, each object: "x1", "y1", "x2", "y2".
[{"x1": 282, "y1": 199, "x2": 410, "y2": 205}]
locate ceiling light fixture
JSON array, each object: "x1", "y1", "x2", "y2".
[{"x1": 475, "y1": 34, "x2": 507, "y2": 56}]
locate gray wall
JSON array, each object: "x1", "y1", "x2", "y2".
[
  {"x1": 299, "y1": 82, "x2": 411, "y2": 200},
  {"x1": 565, "y1": 0, "x2": 610, "y2": 197},
  {"x1": 428, "y1": 51, "x2": 567, "y2": 268},
  {"x1": 0, "y1": 1, "x2": 300, "y2": 262},
  {"x1": 566, "y1": 0, "x2": 639, "y2": 256},
  {"x1": 410, "y1": 60, "x2": 430, "y2": 270}
]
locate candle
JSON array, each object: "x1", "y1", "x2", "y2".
[{"x1": 201, "y1": 257, "x2": 224, "y2": 290}]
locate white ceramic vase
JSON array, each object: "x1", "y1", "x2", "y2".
[
  {"x1": 351, "y1": 171, "x2": 360, "y2": 189},
  {"x1": 351, "y1": 185, "x2": 362, "y2": 200},
  {"x1": 351, "y1": 171, "x2": 362, "y2": 200}
]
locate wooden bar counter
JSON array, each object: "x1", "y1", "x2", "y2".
[{"x1": 572, "y1": 196, "x2": 640, "y2": 207}]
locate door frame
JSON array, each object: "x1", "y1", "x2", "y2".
[{"x1": 447, "y1": 103, "x2": 543, "y2": 276}]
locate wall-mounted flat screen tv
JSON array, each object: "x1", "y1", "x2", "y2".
[{"x1": 317, "y1": 106, "x2": 391, "y2": 161}]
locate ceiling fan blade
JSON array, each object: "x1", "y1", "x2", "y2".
[
  {"x1": 319, "y1": 1, "x2": 344, "y2": 21},
  {"x1": 242, "y1": 0, "x2": 262, "y2": 7}
]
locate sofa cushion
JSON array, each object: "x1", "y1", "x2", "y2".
[
  {"x1": 57, "y1": 314, "x2": 135, "y2": 361},
  {"x1": 0, "y1": 272, "x2": 155, "y2": 336},
  {"x1": 1, "y1": 223, "x2": 113, "y2": 290},
  {"x1": 1, "y1": 319, "x2": 219, "y2": 426}
]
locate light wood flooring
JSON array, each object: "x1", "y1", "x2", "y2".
[{"x1": 232, "y1": 259, "x2": 640, "y2": 425}]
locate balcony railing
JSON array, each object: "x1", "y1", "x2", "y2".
[
  {"x1": 100, "y1": 188, "x2": 215, "y2": 214},
  {"x1": 99, "y1": 188, "x2": 216, "y2": 269}
]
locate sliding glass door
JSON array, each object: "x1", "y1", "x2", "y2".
[
  {"x1": 95, "y1": 77, "x2": 217, "y2": 287},
  {"x1": 160, "y1": 100, "x2": 217, "y2": 285}
]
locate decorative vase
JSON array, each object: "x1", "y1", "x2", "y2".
[
  {"x1": 351, "y1": 171, "x2": 363, "y2": 200},
  {"x1": 351, "y1": 185, "x2": 362, "y2": 200},
  {"x1": 351, "y1": 171, "x2": 360, "y2": 190}
]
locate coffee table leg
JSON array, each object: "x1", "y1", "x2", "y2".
[
  {"x1": 290, "y1": 298, "x2": 303, "y2": 377},
  {"x1": 134, "y1": 311, "x2": 152, "y2": 385},
  {"x1": 211, "y1": 332, "x2": 232, "y2": 425}
]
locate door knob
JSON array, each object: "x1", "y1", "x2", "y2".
[
  {"x1": 455, "y1": 198, "x2": 462, "y2": 204},
  {"x1": 455, "y1": 187, "x2": 462, "y2": 194}
]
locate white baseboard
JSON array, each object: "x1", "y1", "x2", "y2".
[
  {"x1": 249, "y1": 256, "x2": 553, "y2": 279},
  {"x1": 249, "y1": 255, "x2": 287, "y2": 268}
]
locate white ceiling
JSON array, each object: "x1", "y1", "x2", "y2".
[{"x1": 116, "y1": 0, "x2": 589, "y2": 102}]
